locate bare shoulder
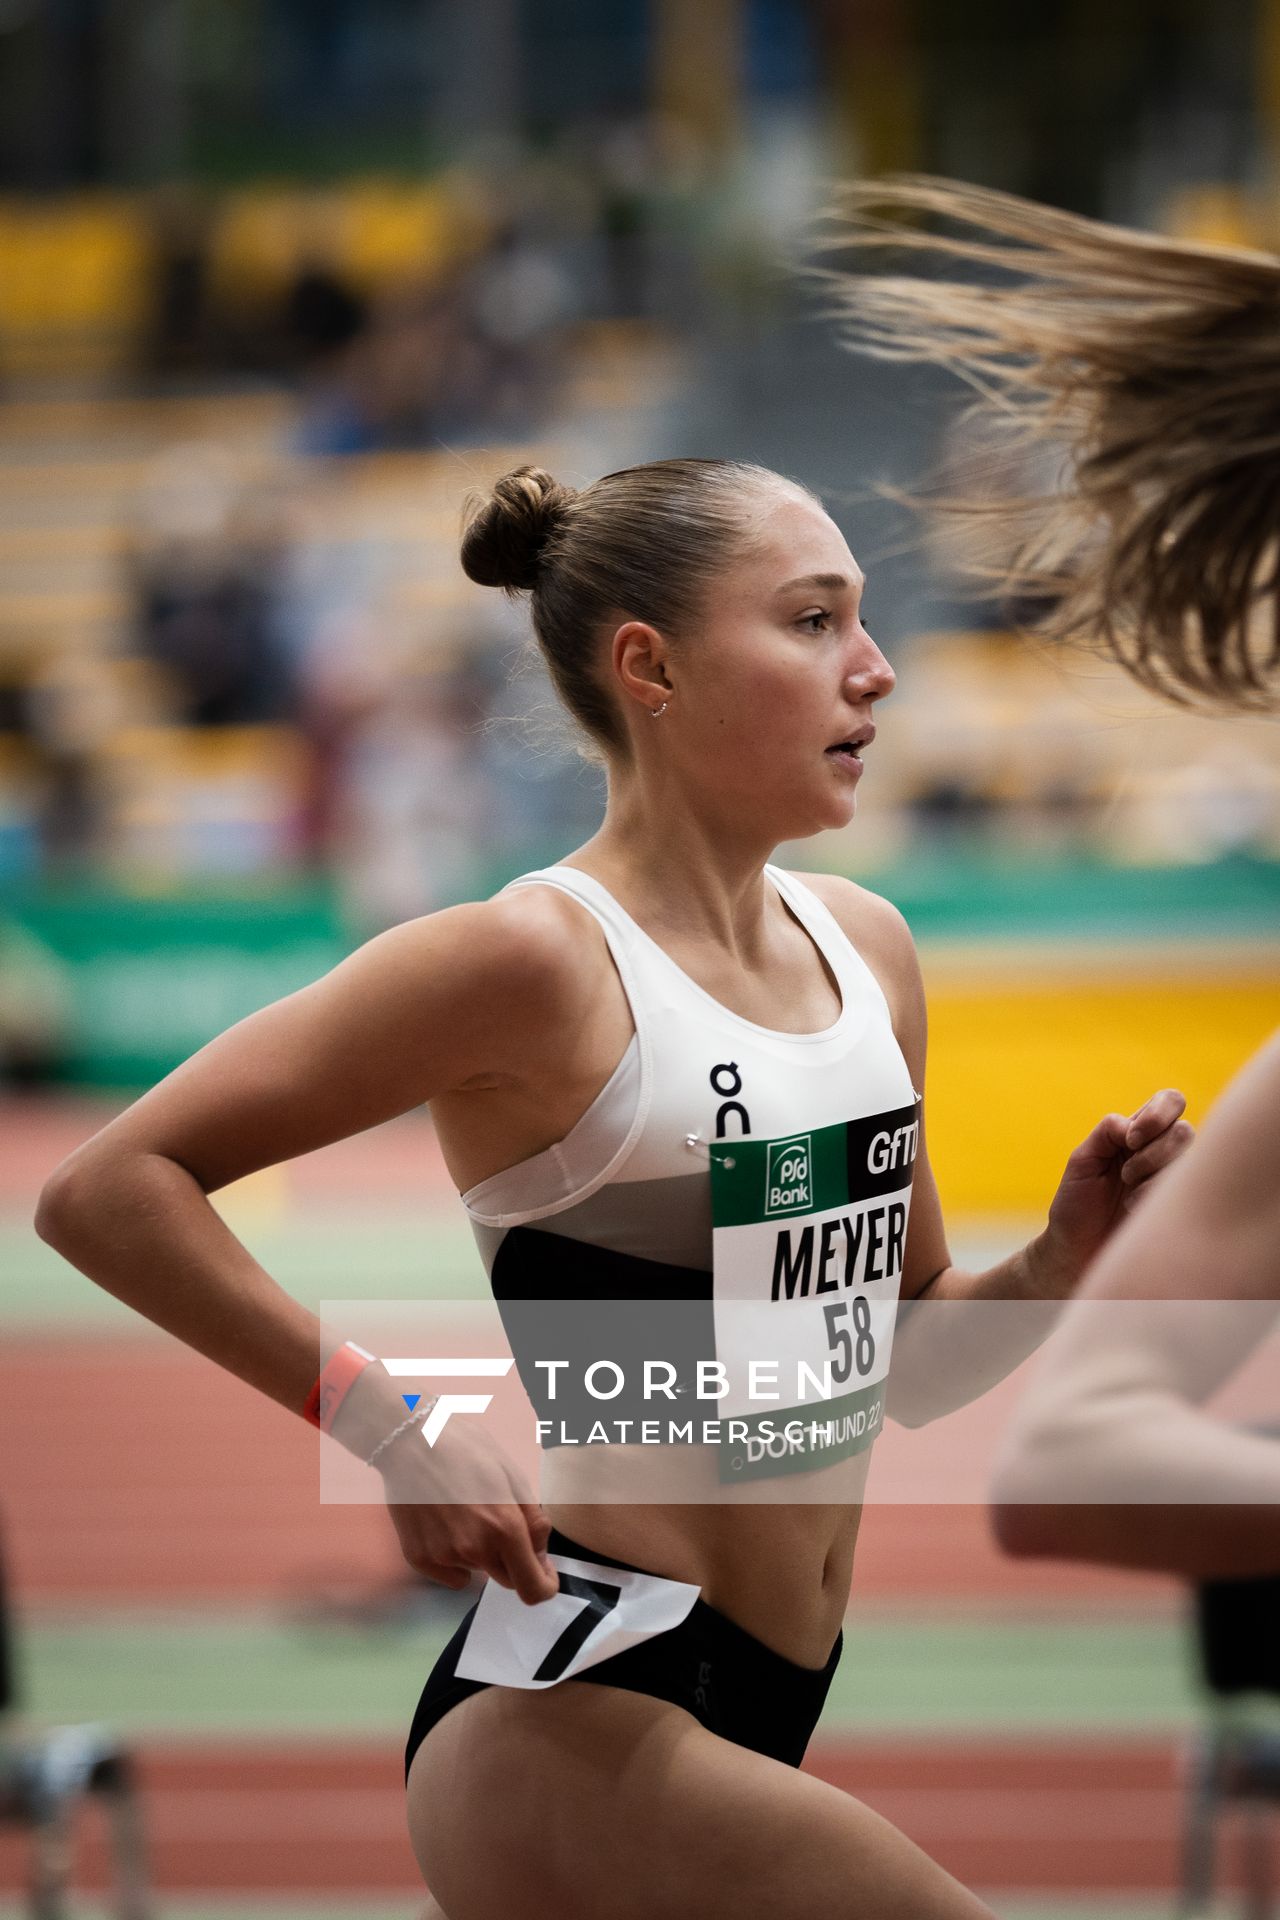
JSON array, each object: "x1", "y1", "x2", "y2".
[
  {"x1": 493, "y1": 880, "x2": 619, "y2": 1022},
  {"x1": 780, "y1": 870, "x2": 925, "y2": 1078},
  {"x1": 370, "y1": 882, "x2": 614, "y2": 1075},
  {"x1": 783, "y1": 869, "x2": 920, "y2": 999},
  {"x1": 444, "y1": 882, "x2": 609, "y2": 1004}
]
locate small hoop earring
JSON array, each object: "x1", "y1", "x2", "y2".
[{"x1": 650, "y1": 700, "x2": 669, "y2": 718}]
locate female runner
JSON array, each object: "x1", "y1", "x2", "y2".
[
  {"x1": 823, "y1": 176, "x2": 1280, "y2": 1578},
  {"x1": 36, "y1": 454, "x2": 1192, "y2": 1918}
]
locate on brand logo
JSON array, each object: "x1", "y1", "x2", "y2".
[{"x1": 710, "y1": 1061, "x2": 751, "y2": 1139}]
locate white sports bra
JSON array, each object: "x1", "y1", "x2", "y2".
[{"x1": 461, "y1": 862, "x2": 917, "y2": 1289}]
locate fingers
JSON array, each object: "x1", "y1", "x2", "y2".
[
  {"x1": 382, "y1": 1449, "x2": 557, "y2": 1603},
  {"x1": 516, "y1": 1496, "x2": 556, "y2": 1571},
  {"x1": 1065, "y1": 1112, "x2": 1129, "y2": 1170},
  {"x1": 387, "y1": 1512, "x2": 473, "y2": 1590},
  {"x1": 1120, "y1": 1089, "x2": 1194, "y2": 1190},
  {"x1": 443, "y1": 1507, "x2": 559, "y2": 1606},
  {"x1": 1121, "y1": 1116, "x2": 1195, "y2": 1187},
  {"x1": 498, "y1": 1515, "x2": 561, "y2": 1605},
  {"x1": 470, "y1": 1517, "x2": 559, "y2": 1605},
  {"x1": 523, "y1": 1503, "x2": 553, "y2": 1552},
  {"x1": 1124, "y1": 1088, "x2": 1187, "y2": 1150},
  {"x1": 501, "y1": 1465, "x2": 557, "y2": 1585},
  {"x1": 1069, "y1": 1091, "x2": 1193, "y2": 1175}
]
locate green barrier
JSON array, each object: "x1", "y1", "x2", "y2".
[
  {"x1": 6, "y1": 855, "x2": 1278, "y2": 1088},
  {"x1": 480, "y1": 846, "x2": 1280, "y2": 942},
  {"x1": 865, "y1": 851, "x2": 1280, "y2": 942},
  {"x1": 6, "y1": 884, "x2": 345, "y2": 1085}
]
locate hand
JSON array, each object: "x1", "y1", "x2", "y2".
[
  {"x1": 328, "y1": 1362, "x2": 559, "y2": 1606},
  {"x1": 376, "y1": 1409, "x2": 559, "y2": 1607},
  {"x1": 1036, "y1": 1088, "x2": 1195, "y2": 1291}
]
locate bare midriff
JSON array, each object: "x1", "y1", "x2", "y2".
[{"x1": 545, "y1": 1488, "x2": 864, "y2": 1670}]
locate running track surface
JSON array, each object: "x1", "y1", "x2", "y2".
[{"x1": 0, "y1": 1735, "x2": 1225, "y2": 1896}]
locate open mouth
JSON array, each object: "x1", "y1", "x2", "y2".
[
  {"x1": 825, "y1": 724, "x2": 874, "y2": 769},
  {"x1": 824, "y1": 740, "x2": 864, "y2": 767}
]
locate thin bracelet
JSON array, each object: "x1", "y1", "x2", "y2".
[{"x1": 364, "y1": 1396, "x2": 441, "y2": 1471}]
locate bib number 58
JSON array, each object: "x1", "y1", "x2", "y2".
[{"x1": 823, "y1": 1297, "x2": 876, "y2": 1384}]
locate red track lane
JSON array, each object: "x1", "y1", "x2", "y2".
[
  {"x1": 0, "y1": 1734, "x2": 1239, "y2": 1897},
  {"x1": 4, "y1": 1337, "x2": 1177, "y2": 1606}
]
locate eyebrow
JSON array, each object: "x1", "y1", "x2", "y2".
[{"x1": 774, "y1": 571, "x2": 866, "y2": 598}]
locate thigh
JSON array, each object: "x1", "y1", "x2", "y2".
[{"x1": 406, "y1": 1682, "x2": 995, "y2": 1920}]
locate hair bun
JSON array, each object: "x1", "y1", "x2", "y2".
[{"x1": 460, "y1": 466, "x2": 576, "y2": 592}]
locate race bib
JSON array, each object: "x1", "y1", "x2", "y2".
[
  {"x1": 454, "y1": 1550, "x2": 701, "y2": 1689},
  {"x1": 709, "y1": 1098, "x2": 920, "y2": 1483}
]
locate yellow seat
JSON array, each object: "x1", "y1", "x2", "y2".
[{"x1": 0, "y1": 195, "x2": 152, "y2": 378}]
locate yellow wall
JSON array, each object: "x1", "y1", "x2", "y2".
[{"x1": 922, "y1": 972, "x2": 1279, "y2": 1215}]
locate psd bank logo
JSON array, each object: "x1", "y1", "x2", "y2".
[
  {"x1": 382, "y1": 1356, "x2": 514, "y2": 1444},
  {"x1": 764, "y1": 1133, "x2": 812, "y2": 1217}
]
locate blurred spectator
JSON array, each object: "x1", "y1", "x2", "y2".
[
  {"x1": 284, "y1": 259, "x2": 368, "y2": 368},
  {"x1": 302, "y1": 275, "x2": 485, "y2": 454},
  {"x1": 332, "y1": 649, "x2": 493, "y2": 933},
  {"x1": 128, "y1": 444, "x2": 297, "y2": 727},
  {"x1": 465, "y1": 221, "x2": 576, "y2": 432},
  {"x1": 21, "y1": 651, "x2": 135, "y2": 872},
  {"x1": 292, "y1": 226, "x2": 577, "y2": 456},
  {"x1": 144, "y1": 186, "x2": 220, "y2": 380},
  {"x1": 592, "y1": 121, "x2": 659, "y2": 318}
]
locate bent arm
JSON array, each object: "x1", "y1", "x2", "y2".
[
  {"x1": 34, "y1": 897, "x2": 562, "y2": 1432},
  {"x1": 990, "y1": 1032, "x2": 1280, "y2": 1576}
]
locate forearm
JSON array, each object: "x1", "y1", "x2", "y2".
[
  {"x1": 993, "y1": 1395, "x2": 1280, "y2": 1577},
  {"x1": 886, "y1": 1231, "x2": 1073, "y2": 1426},
  {"x1": 34, "y1": 1148, "x2": 405, "y2": 1442},
  {"x1": 995, "y1": 1501, "x2": 1280, "y2": 1579}
]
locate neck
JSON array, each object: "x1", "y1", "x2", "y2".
[{"x1": 567, "y1": 765, "x2": 784, "y2": 954}]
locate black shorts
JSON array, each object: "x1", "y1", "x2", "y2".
[{"x1": 404, "y1": 1525, "x2": 843, "y2": 1785}]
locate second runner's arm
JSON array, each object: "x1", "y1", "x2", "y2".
[{"x1": 989, "y1": 1032, "x2": 1280, "y2": 1576}]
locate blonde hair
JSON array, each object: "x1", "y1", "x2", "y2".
[{"x1": 820, "y1": 174, "x2": 1280, "y2": 713}]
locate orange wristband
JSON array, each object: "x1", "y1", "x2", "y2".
[{"x1": 304, "y1": 1340, "x2": 377, "y2": 1432}]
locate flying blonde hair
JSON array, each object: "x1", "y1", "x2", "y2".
[{"x1": 820, "y1": 174, "x2": 1280, "y2": 712}]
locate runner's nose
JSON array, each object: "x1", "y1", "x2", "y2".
[{"x1": 846, "y1": 628, "x2": 894, "y2": 702}]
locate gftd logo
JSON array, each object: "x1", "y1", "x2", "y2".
[{"x1": 382, "y1": 1357, "x2": 514, "y2": 1444}]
